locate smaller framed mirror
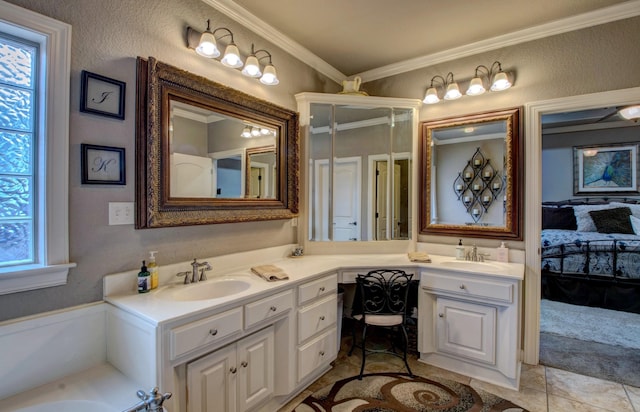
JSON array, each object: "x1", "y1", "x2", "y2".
[{"x1": 419, "y1": 107, "x2": 523, "y2": 239}]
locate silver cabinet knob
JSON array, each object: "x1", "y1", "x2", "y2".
[
  {"x1": 319, "y1": 286, "x2": 325, "y2": 292},
  {"x1": 230, "y1": 367, "x2": 237, "y2": 374},
  {"x1": 319, "y1": 351, "x2": 325, "y2": 356},
  {"x1": 209, "y1": 329, "x2": 218, "y2": 336},
  {"x1": 438, "y1": 313, "x2": 444, "y2": 318},
  {"x1": 319, "y1": 315, "x2": 325, "y2": 321},
  {"x1": 241, "y1": 361, "x2": 248, "y2": 368},
  {"x1": 459, "y1": 284, "x2": 466, "y2": 289},
  {"x1": 270, "y1": 306, "x2": 277, "y2": 312}
]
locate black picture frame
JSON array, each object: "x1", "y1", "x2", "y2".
[
  {"x1": 81, "y1": 144, "x2": 126, "y2": 185},
  {"x1": 80, "y1": 70, "x2": 126, "y2": 120}
]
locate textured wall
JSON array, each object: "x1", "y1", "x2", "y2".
[
  {"x1": 2, "y1": 1, "x2": 639, "y2": 321},
  {"x1": 0, "y1": 0, "x2": 338, "y2": 321}
]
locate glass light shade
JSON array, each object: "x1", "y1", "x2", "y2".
[
  {"x1": 444, "y1": 82, "x2": 462, "y2": 100},
  {"x1": 241, "y1": 55, "x2": 262, "y2": 77},
  {"x1": 466, "y1": 77, "x2": 486, "y2": 96},
  {"x1": 619, "y1": 105, "x2": 640, "y2": 120},
  {"x1": 260, "y1": 127, "x2": 271, "y2": 135},
  {"x1": 251, "y1": 127, "x2": 261, "y2": 136},
  {"x1": 195, "y1": 31, "x2": 219, "y2": 58},
  {"x1": 583, "y1": 149, "x2": 598, "y2": 157},
  {"x1": 423, "y1": 87, "x2": 440, "y2": 104},
  {"x1": 260, "y1": 64, "x2": 279, "y2": 85},
  {"x1": 490, "y1": 71, "x2": 511, "y2": 91},
  {"x1": 220, "y1": 43, "x2": 243, "y2": 68},
  {"x1": 241, "y1": 126, "x2": 252, "y2": 138}
]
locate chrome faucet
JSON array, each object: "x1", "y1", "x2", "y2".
[
  {"x1": 122, "y1": 387, "x2": 171, "y2": 412},
  {"x1": 466, "y1": 245, "x2": 479, "y2": 262},
  {"x1": 175, "y1": 258, "x2": 212, "y2": 284}
]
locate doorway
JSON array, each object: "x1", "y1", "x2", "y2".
[{"x1": 523, "y1": 86, "x2": 640, "y2": 365}]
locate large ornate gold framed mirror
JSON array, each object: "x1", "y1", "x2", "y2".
[
  {"x1": 135, "y1": 57, "x2": 299, "y2": 228},
  {"x1": 419, "y1": 107, "x2": 523, "y2": 239}
]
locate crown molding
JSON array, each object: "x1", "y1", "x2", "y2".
[
  {"x1": 204, "y1": 0, "x2": 640, "y2": 84},
  {"x1": 202, "y1": 0, "x2": 346, "y2": 83}
]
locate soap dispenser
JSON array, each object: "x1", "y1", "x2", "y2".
[
  {"x1": 456, "y1": 239, "x2": 465, "y2": 260},
  {"x1": 497, "y1": 241, "x2": 509, "y2": 262},
  {"x1": 148, "y1": 251, "x2": 159, "y2": 289},
  {"x1": 137, "y1": 260, "x2": 150, "y2": 293}
]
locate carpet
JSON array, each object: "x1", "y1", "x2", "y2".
[
  {"x1": 539, "y1": 332, "x2": 640, "y2": 387},
  {"x1": 293, "y1": 372, "x2": 528, "y2": 412}
]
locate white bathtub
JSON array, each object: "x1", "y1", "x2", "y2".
[{"x1": 0, "y1": 363, "x2": 144, "y2": 412}]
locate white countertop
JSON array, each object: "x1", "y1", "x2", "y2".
[{"x1": 105, "y1": 250, "x2": 524, "y2": 326}]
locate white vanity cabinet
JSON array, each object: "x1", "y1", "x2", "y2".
[
  {"x1": 296, "y1": 273, "x2": 339, "y2": 383},
  {"x1": 186, "y1": 325, "x2": 274, "y2": 412},
  {"x1": 418, "y1": 268, "x2": 522, "y2": 389}
]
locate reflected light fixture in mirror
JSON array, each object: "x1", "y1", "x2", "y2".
[{"x1": 187, "y1": 22, "x2": 279, "y2": 85}]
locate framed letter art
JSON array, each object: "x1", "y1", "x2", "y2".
[
  {"x1": 573, "y1": 143, "x2": 639, "y2": 195},
  {"x1": 80, "y1": 70, "x2": 126, "y2": 120},
  {"x1": 81, "y1": 144, "x2": 126, "y2": 185}
]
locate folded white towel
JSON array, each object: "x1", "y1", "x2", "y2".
[
  {"x1": 408, "y1": 251, "x2": 431, "y2": 262},
  {"x1": 251, "y1": 264, "x2": 289, "y2": 281}
]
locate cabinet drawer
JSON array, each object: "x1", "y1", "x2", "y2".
[
  {"x1": 170, "y1": 308, "x2": 242, "y2": 360},
  {"x1": 297, "y1": 327, "x2": 337, "y2": 383},
  {"x1": 245, "y1": 289, "x2": 293, "y2": 329},
  {"x1": 298, "y1": 295, "x2": 337, "y2": 344},
  {"x1": 422, "y1": 273, "x2": 513, "y2": 303},
  {"x1": 298, "y1": 273, "x2": 337, "y2": 305}
]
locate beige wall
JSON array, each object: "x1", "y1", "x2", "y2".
[
  {"x1": 0, "y1": 0, "x2": 339, "y2": 321},
  {"x1": 1, "y1": 0, "x2": 639, "y2": 321}
]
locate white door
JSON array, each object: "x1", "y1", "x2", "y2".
[
  {"x1": 186, "y1": 344, "x2": 237, "y2": 412},
  {"x1": 333, "y1": 158, "x2": 361, "y2": 241},
  {"x1": 237, "y1": 326, "x2": 274, "y2": 412},
  {"x1": 313, "y1": 157, "x2": 361, "y2": 241},
  {"x1": 170, "y1": 153, "x2": 214, "y2": 198},
  {"x1": 375, "y1": 160, "x2": 388, "y2": 240}
]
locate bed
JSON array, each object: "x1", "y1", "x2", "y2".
[{"x1": 541, "y1": 199, "x2": 640, "y2": 314}]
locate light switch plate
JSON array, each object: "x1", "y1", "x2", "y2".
[{"x1": 109, "y1": 202, "x2": 134, "y2": 225}]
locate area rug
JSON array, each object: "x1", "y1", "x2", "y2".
[
  {"x1": 540, "y1": 299, "x2": 640, "y2": 349},
  {"x1": 293, "y1": 372, "x2": 527, "y2": 412},
  {"x1": 539, "y1": 332, "x2": 640, "y2": 387}
]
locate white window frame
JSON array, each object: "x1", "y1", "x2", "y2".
[{"x1": 0, "y1": 1, "x2": 75, "y2": 294}]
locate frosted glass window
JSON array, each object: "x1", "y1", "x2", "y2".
[{"x1": 0, "y1": 33, "x2": 36, "y2": 267}]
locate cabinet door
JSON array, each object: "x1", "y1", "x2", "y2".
[
  {"x1": 186, "y1": 343, "x2": 237, "y2": 412},
  {"x1": 436, "y1": 297, "x2": 496, "y2": 365},
  {"x1": 237, "y1": 326, "x2": 274, "y2": 412}
]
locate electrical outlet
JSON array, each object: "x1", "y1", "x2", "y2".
[
  {"x1": 291, "y1": 217, "x2": 298, "y2": 227},
  {"x1": 109, "y1": 202, "x2": 134, "y2": 225}
]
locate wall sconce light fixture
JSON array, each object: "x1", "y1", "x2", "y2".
[
  {"x1": 187, "y1": 20, "x2": 279, "y2": 86},
  {"x1": 424, "y1": 61, "x2": 512, "y2": 104}
]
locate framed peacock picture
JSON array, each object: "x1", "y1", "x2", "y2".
[{"x1": 573, "y1": 143, "x2": 639, "y2": 194}]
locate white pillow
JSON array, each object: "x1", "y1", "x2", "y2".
[
  {"x1": 630, "y1": 215, "x2": 640, "y2": 235},
  {"x1": 610, "y1": 202, "x2": 640, "y2": 219},
  {"x1": 572, "y1": 204, "x2": 615, "y2": 232}
]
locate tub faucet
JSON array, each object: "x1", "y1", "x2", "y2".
[{"x1": 122, "y1": 387, "x2": 171, "y2": 412}]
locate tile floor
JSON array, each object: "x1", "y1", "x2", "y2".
[{"x1": 279, "y1": 336, "x2": 640, "y2": 412}]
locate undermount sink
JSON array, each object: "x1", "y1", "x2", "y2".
[
  {"x1": 156, "y1": 278, "x2": 252, "y2": 301},
  {"x1": 438, "y1": 260, "x2": 504, "y2": 272}
]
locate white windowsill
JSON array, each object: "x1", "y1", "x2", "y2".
[{"x1": 0, "y1": 263, "x2": 77, "y2": 295}]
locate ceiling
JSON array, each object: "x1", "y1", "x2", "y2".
[{"x1": 207, "y1": 0, "x2": 639, "y2": 82}]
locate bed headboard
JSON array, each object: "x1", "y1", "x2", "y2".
[{"x1": 542, "y1": 197, "x2": 640, "y2": 207}]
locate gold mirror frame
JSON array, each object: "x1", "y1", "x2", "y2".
[
  {"x1": 419, "y1": 107, "x2": 523, "y2": 240},
  {"x1": 135, "y1": 57, "x2": 299, "y2": 228}
]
